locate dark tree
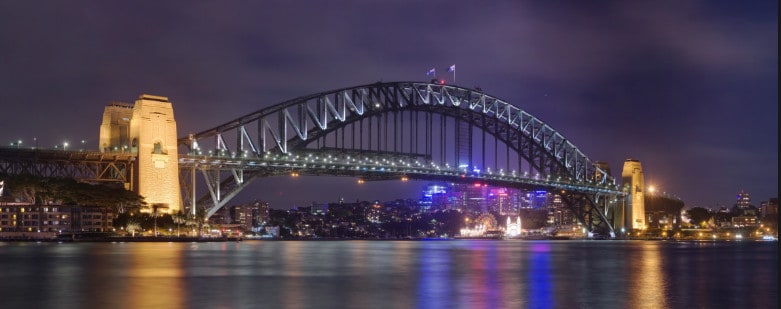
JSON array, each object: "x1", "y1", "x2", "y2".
[{"x1": 686, "y1": 207, "x2": 712, "y2": 227}]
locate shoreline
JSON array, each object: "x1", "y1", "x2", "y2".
[{"x1": 1, "y1": 236, "x2": 776, "y2": 243}]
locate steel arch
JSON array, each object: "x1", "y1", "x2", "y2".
[{"x1": 178, "y1": 82, "x2": 620, "y2": 235}]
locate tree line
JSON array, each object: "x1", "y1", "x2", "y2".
[{"x1": 1, "y1": 173, "x2": 146, "y2": 212}]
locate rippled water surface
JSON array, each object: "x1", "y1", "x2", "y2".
[{"x1": 0, "y1": 240, "x2": 777, "y2": 308}]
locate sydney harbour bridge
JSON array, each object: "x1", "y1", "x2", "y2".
[{"x1": 0, "y1": 82, "x2": 625, "y2": 236}]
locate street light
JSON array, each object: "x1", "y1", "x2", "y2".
[{"x1": 63, "y1": 142, "x2": 68, "y2": 150}]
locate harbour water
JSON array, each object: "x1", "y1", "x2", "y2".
[{"x1": 0, "y1": 240, "x2": 777, "y2": 308}]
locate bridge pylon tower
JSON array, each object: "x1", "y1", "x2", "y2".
[{"x1": 100, "y1": 94, "x2": 182, "y2": 214}]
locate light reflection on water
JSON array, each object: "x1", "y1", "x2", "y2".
[
  {"x1": 528, "y1": 243, "x2": 553, "y2": 308},
  {"x1": 0, "y1": 240, "x2": 776, "y2": 309},
  {"x1": 630, "y1": 242, "x2": 667, "y2": 309}
]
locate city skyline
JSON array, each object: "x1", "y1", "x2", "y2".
[{"x1": 0, "y1": 1, "x2": 777, "y2": 209}]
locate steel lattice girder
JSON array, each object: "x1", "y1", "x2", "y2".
[
  {"x1": 0, "y1": 148, "x2": 134, "y2": 187},
  {"x1": 178, "y1": 82, "x2": 621, "y2": 235},
  {"x1": 180, "y1": 82, "x2": 610, "y2": 184}
]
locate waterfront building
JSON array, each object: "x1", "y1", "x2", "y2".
[
  {"x1": 621, "y1": 159, "x2": 646, "y2": 231},
  {"x1": 230, "y1": 204, "x2": 256, "y2": 232},
  {"x1": 506, "y1": 216, "x2": 521, "y2": 237},
  {"x1": 0, "y1": 204, "x2": 114, "y2": 237},
  {"x1": 731, "y1": 216, "x2": 758, "y2": 227},
  {"x1": 209, "y1": 208, "x2": 229, "y2": 225}
]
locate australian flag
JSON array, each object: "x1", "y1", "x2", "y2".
[
  {"x1": 426, "y1": 68, "x2": 435, "y2": 76},
  {"x1": 448, "y1": 64, "x2": 455, "y2": 72}
]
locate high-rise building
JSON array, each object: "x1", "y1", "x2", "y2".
[
  {"x1": 547, "y1": 194, "x2": 574, "y2": 227},
  {"x1": 420, "y1": 184, "x2": 449, "y2": 211},
  {"x1": 487, "y1": 188, "x2": 510, "y2": 214},
  {"x1": 231, "y1": 204, "x2": 256, "y2": 231},
  {"x1": 452, "y1": 183, "x2": 487, "y2": 215},
  {"x1": 622, "y1": 159, "x2": 645, "y2": 230},
  {"x1": 760, "y1": 198, "x2": 778, "y2": 218},
  {"x1": 735, "y1": 190, "x2": 751, "y2": 209}
]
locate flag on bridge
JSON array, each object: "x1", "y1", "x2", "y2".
[
  {"x1": 426, "y1": 68, "x2": 435, "y2": 76},
  {"x1": 447, "y1": 64, "x2": 455, "y2": 72}
]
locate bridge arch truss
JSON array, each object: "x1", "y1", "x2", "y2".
[{"x1": 179, "y1": 82, "x2": 623, "y2": 236}]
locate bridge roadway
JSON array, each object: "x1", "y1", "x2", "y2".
[
  {"x1": 178, "y1": 150, "x2": 622, "y2": 195},
  {"x1": 0, "y1": 147, "x2": 134, "y2": 187}
]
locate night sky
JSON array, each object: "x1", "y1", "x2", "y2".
[{"x1": 0, "y1": 1, "x2": 777, "y2": 209}]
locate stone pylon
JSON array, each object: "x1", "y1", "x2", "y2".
[
  {"x1": 621, "y1": 159, "x2": 645, "y2": 231},
  {"x1": 127, "y1": 94, "x2": 181, "y2": 214}
]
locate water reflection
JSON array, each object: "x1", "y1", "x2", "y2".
[
  {"x1": 417, "y1": 242, "x2": 451, "y2": 308},
  {"x1": 281, "y1": 241, "x2": 304, "y2": 309},
  {"x1": 528, "y1": 243, "x2": 553, "y2": 308},
  {"x1": 0, "y1": 240, "x2": 776, "y2": 308},
  {"x1": 125, "y1": 243, "x2": 185, "y2": 309},
  {"x1": 628, "y1": 242, "x2": 667, "y2": 309}
]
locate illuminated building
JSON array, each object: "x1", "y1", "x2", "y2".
[
  {"x1": 735, "y1": 190, "x2": 751, "y2": 209},
  {"x1": 621, "y1": 159, "x2": 645, "y2": 230},
  {"x1": 420, "y1": 184, "x2": 449, "y2": 211},
  {"x1": 531, "y1": 191, "x2": 548, "y2": 209},
  {"x1": 731, "y1": 216, "x2": 757, "y2": 227},
  {"x1": 487, "y1": 188, "x2": 510, "y2": 214},
  {"x1": 100, "y1": 94, "x2": 182, "y2": 214},
  {"x1": 0, "y1": 205, "x2": 114, "y2": 237},
  {"x1": 230, "y1": 204, "x2": 256, "y2": 232},
  {"x1": 547, "y1": 194, "x2": 574, "y2": 227},
  {"x1": 451, "y1": 183, "x2": 488, "y2": 215},
  {"x1": 506, "y1": 216, "x2": 521, "y2": 237}
]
